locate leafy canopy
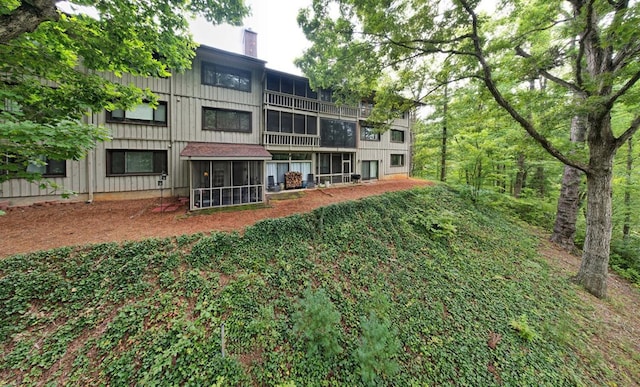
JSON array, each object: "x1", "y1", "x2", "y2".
[
  {"x1": 296, "y1": 0, "x2": 640, "y2": 168},
  {"x1": 0, "y1": 0, "x2": 249, "y2": 183}
]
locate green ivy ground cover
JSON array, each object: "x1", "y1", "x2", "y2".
[{"x1": 0, "y1": 185, "x2": 599, "y2": 385}]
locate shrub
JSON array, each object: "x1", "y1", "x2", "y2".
[
  {"x1": 355, "y1": 312, "x2": 401, "y2": 386},
  {"x1": 292, "y1": 288, "x2": 342, "y2": 358}
]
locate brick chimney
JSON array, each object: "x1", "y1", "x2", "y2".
[{"x1": 243, "y1": 29, "x2": 257, "y2": 58}]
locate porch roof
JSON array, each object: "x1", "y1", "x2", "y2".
[{"x1": 180, "y1": 142, "x2": 272, "y2": 161}]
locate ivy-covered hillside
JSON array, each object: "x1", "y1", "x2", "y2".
[{"x1": 0, "y1": 186, "x2": 630, "y2": 385}]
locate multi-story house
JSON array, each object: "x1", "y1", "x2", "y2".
[{"x1": 1, "y1": 30, "x2": 414, "y2": 211}]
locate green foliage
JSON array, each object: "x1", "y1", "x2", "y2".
[
  {"x1": 510, "y1": 315, "x2": 537, "y2": 342},
  {"x1": 1, "y1": 186, "x2": 636, "y2": 385},
  {"x1": 610, "y1": 237, "x2": 640, "y2": 286},
  {"x1": 355, "y1": 312, "x2": 401, "y2": 385},
  {"x1": 297, "y1": 0, "x2": 640, "y2": 298},
  {"x1": 0, "y1": 0, "x2": 249, "y2": 184},
  {"x1": 292, "y1": 288, "x2": 343, "y2": 359}
]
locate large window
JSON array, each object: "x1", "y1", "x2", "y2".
[
  {"x1": 202, "y1": 108, "x2": 252, "y2": 132},
  {"x1": 2, "y1": 156, "x2": 66, "y2": 178},
  {"x1": 320, "y1": 119, "x2": 356, "y2": 148},
  {"x1": 266, "y1": 73, "x2": 317, "y2": 99},
  {"x1": 391, "y1": 129, "x2": 405, "y2": 143},
  {"x1": 390, "y1": 154, "x2": 405, "y2": 167},
  {"x1": 107, "y1": 150, "x2": 167, "y2": 176},
  {"x1": 27, "y1": 157, "x2": 66, "y2": 177},
  {"x1": 202, "y1": 62, "x2": 251, "y2": 92},
  {"x1": 266, "y1": 110, "x2": 317, "y2": 135},
  {"x1": 360, "y1": 123, "x2": 380, "y2": 141},
  {"x1": 107, "y1": 102, "x2": 167, "y2": 125}
]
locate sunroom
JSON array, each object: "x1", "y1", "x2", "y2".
[{"x1": 180, "y1": 142, "x2": 272, "y2": 210}]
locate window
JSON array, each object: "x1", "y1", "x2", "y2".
[
  {"x1": 265, "y1": 73, "x2": 318, "y2": 99},
  {"x1": 390, "y1": 154, "x2": 405, "y2": 167},
  {"x1": 202, "y1": 108, "x2": 252, "y2": 132},
  {"x1": 391, "y1": 129, "x2": 405, "y2": 143},
  {"x1": 360, "y1": 124, "x2": 380, "y2": 141},
  {"x1": 202, "y1": 62, "x2": 251, "y2": 92},
  {"x1": 266, "y1": 110, "x2": 317, "y2": 135},
  {"x1": 26, "y1": 157, "x2": 66, "y2": 177},
  {"x1": 2, "y1": 155, "x2": 66, "y2": 178},
  {"x1": 107, "y1": 102, "x2": 167, "y2": 125},
  {"x1": 320, "y1": 89, "x2": 333, "y2": 102},
  {"x1": 320, "y1": 118, "x2": 356, "y2": 148},
  {"x1": 107, "y1": 150, "x2": 167, "y2": 176}
]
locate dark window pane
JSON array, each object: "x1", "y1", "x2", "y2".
[
  {"x1": 267, "y1": 110, "x2": 280, "y2": 132},
  {"x1": 266, "y1": 73, "x2": 280, "y2": 91},
  {"x1": 281, "y1": 78, "x2": 293, "y2": 94},
  {"x1": 281, "y1": 112, "x2": 293, "y2": 133},
  {"x1": 271, "y1": 153, "x2": 290, "y2": 161},
  {"x1": 391, "y1": 154, "x2": 405, "y2": 167},
  {"x1": 45, "y1": 159, "x2": 66, "y2": 176},
  {"x1": 307, "y1": 116, "x2": 317, "y2": 135},
  {"x1": 320, "y1": 89, "x2": 332, "y2": 102},
  {"x1": 201, "y1": 62, "x2": 251, "y2": 92},
  {"x1": 107, "y1": 150, "x2": 167, "y2": 176},
  {"x1": 306, "y1": 84, "x2": 317, "y2": 99},
  {"x1": 391, "y1": 129, "x2": 405, "y2": 142},
  {"x1": 360, "y1": 124, "x2": 380, "y2": 141},
  {"x1": 319, "y1": 154, "x2": 330, "y2": 174},
  {"x1": 294, "y1": 80, "x2": 306, "y2": 97},
  {"x1": 320, "y1": 118, "x2": 356, "y2": 148},
  {"x1": 294, "y1": 114, "x2": 306, "y2": 134},
  {"x1": 332, "y1": 154, "x2": 341, "y2": 174},
  {"x1": 202, "y1": 108, "x2": 251, "y2": 132},
  {"x1": 110, "y1": 151, "x2": 125, "y2": 174}
]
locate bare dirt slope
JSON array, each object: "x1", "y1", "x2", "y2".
[{"x1": 0, "y1": 179, "x2": 431, "y2": 257}]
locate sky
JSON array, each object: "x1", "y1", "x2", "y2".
[{"x1": 191, "y1": 0, "x2": 313, "y2": 75}]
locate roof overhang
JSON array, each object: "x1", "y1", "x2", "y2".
[{"x1": 180, "y1": 142, "x2": 272, "y2": 161}]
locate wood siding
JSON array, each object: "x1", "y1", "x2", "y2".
[{"x1": 2, "y1": 46, "x2": 413, "y2": 205}]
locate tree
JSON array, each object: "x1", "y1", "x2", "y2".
[
  {"x1": 0, "y1": 0, "x2": 248, "y2": 183},
  {"x1": 297, "y1": 0, "x2": 640, "y2": 298}
]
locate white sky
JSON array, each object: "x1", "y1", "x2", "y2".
[
  {"x1": 191, "y1": 0, "x2": 313, "y2": 75},
  {"x1": 191, "y1": 0, "x2": 499, "y2": 76}
]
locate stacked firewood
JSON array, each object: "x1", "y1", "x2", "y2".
[{"x1": 285, "y1": 171, "x2": 303, "y2": 189}]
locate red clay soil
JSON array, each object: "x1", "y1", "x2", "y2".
[{"x1": 0, "y1": 179, "x2": 432, "y2": 257}]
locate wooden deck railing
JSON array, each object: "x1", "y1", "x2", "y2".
[{"x1": 263, "y1": 132, "x2": 320, "y2": 147}]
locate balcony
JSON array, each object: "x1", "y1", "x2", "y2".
[
  {"x1": 263, "y1": 132, "x2": 320, "y2": 148},
  {"x1": 265, "y1": 90, "x2": 363, "y2": 119}
]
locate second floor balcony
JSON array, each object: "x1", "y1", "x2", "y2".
[
  {"x1": 265, "y1": 90, "x2": 364, "y2": 119},
  {"x1": 263, "y1": 132, "x2": 320, "y2": 148}
]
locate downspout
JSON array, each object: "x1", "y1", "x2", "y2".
[
  {"x1": 87, "y1": 111, "x2": 95, "y2": 203},
  {"x1": 169, "y1": 71, "x2": 175, "y2": 197}
]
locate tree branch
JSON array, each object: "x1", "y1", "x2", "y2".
[
  {"x1": 458, "y1": 0, "x2": 589, "y2": 173},
  {"x1": 0, "y1": 0, "x2": 60, "y2": 44},
  {"x1": 604, "y1": 70, "x2": 640, "y2": 110},
  {"x1": 514, "y1": 45, "x2": 585, "y2": 95},
  {"x1": 614, "y1": 115, "x2": 640, "y2": 150}
]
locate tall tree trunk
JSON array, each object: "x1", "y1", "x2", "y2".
[
  {"x1": 576, "y1": 138, "x2": 616, "y2": 298},
  {"x1": 623, "y1": 138, "x2": 633, "y2": 240},
  {"x1": 440, "y1": 82, "x2": 448, "y2": 182},
  {"x1": 513, "y1": 153, "x2": 526, "y2": 198},
  {"x1": 551, "y1": 116, "x2": 587, "y2": 250},
  {"x1": 532, "y1": 166, "x2": 545, "y2": 196}
]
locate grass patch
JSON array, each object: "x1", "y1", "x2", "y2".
[
  {"x1": 0, "y1": 185, "x2": 635, "y2": 385},
  {"x1": 267, "y1": 191, "x2": 306, "y2": 201}
]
